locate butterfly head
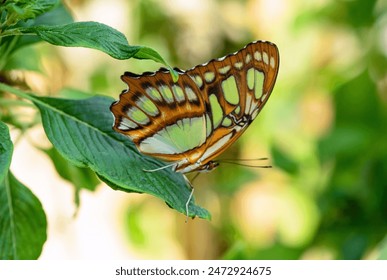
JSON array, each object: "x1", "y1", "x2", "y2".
[{"x1": 195, "y1": 160, "x2": 220, "y2": 172}]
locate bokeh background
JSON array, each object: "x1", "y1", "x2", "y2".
[{"x1": 8, "y1": 0, "x2": 387, "y2": 259}]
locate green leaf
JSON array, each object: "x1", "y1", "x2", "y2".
[
  {"x1": 22, "y1": 22, "x2": 141, "y2": 60},
  {"x1": 0, "y1": 122, "x2": 13, "y2": 182},
  {"x1": 28, "y1": 94, "x2": 210, "y2": 219},
  {"x1": 0, "y1": 83, "x2": 209, "y2": 218},
  {"x1": 0, "y1": 122, "x2": 47, "y2": 259},
  {"x1": 0, "y1": 173, "x2": 47, "y2": 260},
  {"x1": 19, "y1": 21, "x2": 175, "y2": 71}
]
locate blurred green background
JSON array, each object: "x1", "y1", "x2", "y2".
[{"x1": 5, "y1": 0, "x2": 387, "y2": 259}]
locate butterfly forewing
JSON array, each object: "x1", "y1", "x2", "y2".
[
  {"x1": 181, "y1": 41, "x2": 279, "y2": 170},
  {"x1": 111, "y1": 68, "x2": 209, "y2": 164},
  {"x1": 110, "y1": 41, "x2": 279, "y2": 173}
]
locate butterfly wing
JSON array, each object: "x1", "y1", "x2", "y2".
[
  {"x1": 110, "y1": 68, "x2": 209, "y2": 168},
  {"x1": 110, "y1": 41, "x2": 279, "y2": 173},
  {"x1": 182, "y1": 41, "x2": 280, "y2": 172}
]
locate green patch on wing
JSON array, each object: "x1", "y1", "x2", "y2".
[{"x1": 221, "y1": 76, "x2": 239, "y2": 105}]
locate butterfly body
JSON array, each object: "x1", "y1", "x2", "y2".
[{"x1": 111, "y1": 41, "x2": 279, "y2": 174}]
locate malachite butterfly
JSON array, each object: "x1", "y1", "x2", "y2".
[{"x1": 110, "y1": 40, "x2": 279, "y2": 174}]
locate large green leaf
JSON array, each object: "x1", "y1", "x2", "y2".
[
  {"x1": 0, "y1": 173, "x2": 47, "y2": 260},
  {"x1": 21, "y1": 22, "x2": 140, "y2": 60},
  {"x1": 24, "y1": 92, "x2": 210, "y2": 219},
  {"x1": 18, "y1": 21, "x2": 176, "y2": 73},
  {"x1": 0, "y1": 122, "x2": 47, "y2": 259}
]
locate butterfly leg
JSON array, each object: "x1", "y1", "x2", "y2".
[
  {"x1": 143, "y1": 162, "x2": 178, "y2": 172},
  {"x1": 183, "y1": 175, "x2": 195, "y2": 222}
]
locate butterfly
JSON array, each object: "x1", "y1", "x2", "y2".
[{"x1": 110, "y1": 41, "x2": 279, "y2": 175}]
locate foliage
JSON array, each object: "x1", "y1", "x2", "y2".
[
  {"x1": 0, "y1": 122, "x2": 47, "y2": 259},
  {"x1": 0, "y1": 0, "x2": 207, "y2": 259}
]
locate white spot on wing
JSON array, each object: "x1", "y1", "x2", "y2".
[
  {"x1": 270, "y1": 56, "x2": 275, "y2": 68},
  {"x1": 245, "y1": 54, "x2": 252, "y2": 64},
  {"x1": 204, "y1": 71, "x2": 215, "y2": 83},
  {"x1": 190, "y1": 75, "x2": 203, "y2": 88},
  {"x1": 234, "y1": 62, "x2": 243, "y2": 70},
  {"x1": 254, "y1": 51, "x2": 262, "y2": 61},
  {"x1": 219, "y1": 65, "x2": 231, "y2": 74},
  {"x1": 263, "y1": 52, "x2": 269, "y2": 65}
]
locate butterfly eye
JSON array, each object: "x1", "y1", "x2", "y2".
[{"x1": 209, "y1": 161, "x2": 220, "y2": 170}]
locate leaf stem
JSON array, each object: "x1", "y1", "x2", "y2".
[
  {"x1": 0, "y1": 28, "x2": 24, "y2": 38},
  {"x1": 0, "y1": 82, "x2": 36, "y2": 102},
  {"x1": 0, "y1": 98, "x2": 35, "y2": 107}
]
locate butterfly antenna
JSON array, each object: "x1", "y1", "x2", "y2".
[
  {"x1": 219, "y1": 157, "x2": 269, "y2": 161},
  {"x1": 220, "y1": 161, "x2": 272, "y2": 168},
  {"x1": 218, "y1": 158, "x2": 272, "y2": 168},
  {"x1": 143, "y1": 162, "x2": 177, "y2": 172}
]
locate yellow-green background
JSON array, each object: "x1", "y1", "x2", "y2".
[{"x1": 7, "y1": 0, "x2": 387, "y2": 259}]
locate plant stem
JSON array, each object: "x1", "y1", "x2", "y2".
[
  {"x1": 0, "y1": 82, "x2": 35, "y2": 102},
  {"x1": 0, "y1": 28, "x2": 24, "y2": 38},
  {"x1": 0, "y1": 98, "x2": 35, "y2": 107}
]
